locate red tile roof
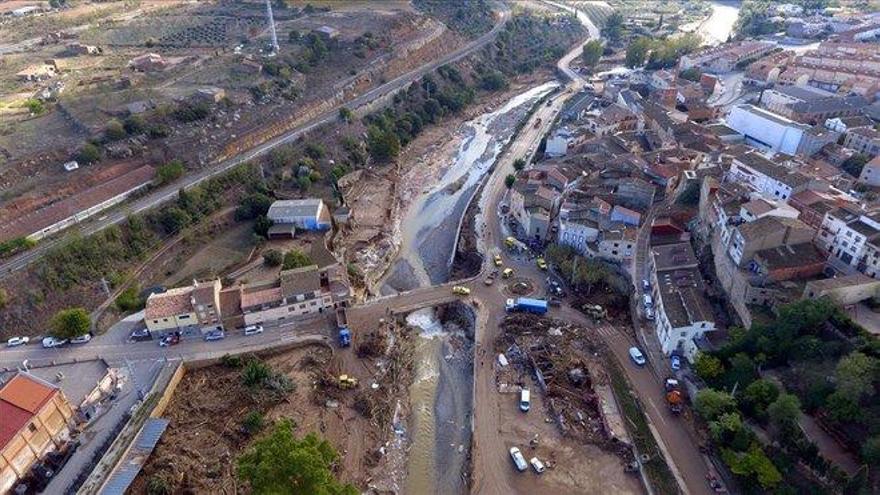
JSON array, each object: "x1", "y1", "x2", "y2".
[
  {"x1": 0, "y1": 373, "x2": 59, "y2": 449},
  {"x1": 0, "y1": 401, "x2": 33, "y2": 449}
]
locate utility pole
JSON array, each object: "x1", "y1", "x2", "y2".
[{"x1": 265, "y1": 0, "x2": 279, "y2": 55}]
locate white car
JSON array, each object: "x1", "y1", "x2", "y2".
[
  {"x1": 509, "y1": 447, "x2": 528, "y2": 472},
  {"x1": 244, "y1": 325, "x2": 264, "y2": 336},
  {"x1": 42, "y1": 337, "x2": 68, "y2": 348},
  {"x1": 530, "y1": 457, "x2": 546, "y2": 474},
  {"x1": 6, "y1": 337, "x2": 29, "y2": 347},
  {"x1": 70, "y1": 334, "x2": 92, "y2": 344}
]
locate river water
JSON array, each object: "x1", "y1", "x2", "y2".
[
  {"x1": 389, "y1": 82, "x2": 558, "y2": 495},
  {"x1": 382, "y1": 81, "x2": 559, "y2": 293},
  {"x1": 698, "y1": 1, "x2": 742, "y2": 45}
]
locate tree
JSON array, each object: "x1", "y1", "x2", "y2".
[
  {"x1": 602, "y1": 12, "x2": 624, "y2": 42},
  {"x1": 679, "y1": 67, "x2": 702, "y2": 82},
  {"x1": 513, "y1": 158, "x2": 526, "y2": 171},
  {"x1": 861, "y1": 435, "x2": 880, "y2": 464},
  {"x1": 77, "y1": 143, "x2": 101, "y2": 165},
  {"x1": 254, "y1": 215, "x2": 273, "y2": 238},
  {"x1": 157, "y1": 160, "x2": 185, "y2": 184},
  {"x1": 236, "y1": 193, "x2": 274, "y2": 221},
  {"x1": 825, "y1": 389, "x2": 862, "y2": 422},
  {"x1": 505, "y1": 174, "x2": 516, "y2": 189},
  {"x1": 105, "y1": 119, "x2": 127, "y2": 141},
  {"x1": 159, "y1": 206, "x2": 192, "y2": 233},
  {"x1": 835, "y1": 351, "x2": 877, "y2": 399},
  {"x1": 282, "y1": 249, "x2": 313, "y2": 270},
  {"x1": 721, "y1": 444, "x2": 782, "y2": 490},
  {"x1": 338, "y1": 107, "x2": 353, "y2": 123},
  {"x1": 366, "y1": 125, "x2": 400, "y2": 162},
  {"x1": 625, "y1": 37, "x2": 651, "y2": 68},
  {"x1": 741, "y1": 379, "x2": 779, "y2": 420},
  {"x1": 694, "y1": 353, "x2": 725, "y2": 382},
  {"x1": 709, "y1": 411, "x2": 743, "y2": 445},
  {"x1": 304, "y1": 143, "x2": 326, "y2": 160},
  {"x1": 25, "y1": 98, "x2": 46, "y2": 115},
  {"x1": 480, "y1": 70, "x2": 508, "y2": 91},
  {"x1": 115, "y1": 287, "x2": 144, "y2": 312},
  {"x1": 841, "y1": 153, "x2": 870, "y2": 177},
  {"x1": 238, "y1": 419, "x2": 357, "y2": 495},
  {"x1": 694, "y1": 388, "x2": 737, "y2": 421},
  {"x1": 50, "y1": 307, "x2": 91, "y2": 339},
  {"x1": 581, "y1": 40, "x2": 603, "y2": 68},
  {"x1": 263, "y1": 249, "x2": 283, "y2": 267},
  {"x1": 767, "y1": 393, "x2": 801, "y2": 431},
  {"x1": 124, "y1": 115, "x2": 147, "y2": 135}
]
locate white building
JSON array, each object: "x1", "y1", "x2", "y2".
[
  {"x1": 558, "y1": 215, "x2": 600, "y2": 254},
  {"x1": 858, "y1": 156, "x2": 880, "y2": 187},
  {"x1": 649, "y1": 242, "x2": 716, "y2": 362},
  {"x1": 726, "y1": 104, "x2": 835, "y2": 156},
  {"x1": 545, "y1": 128, "x2": 571, "y2": 157},
  {"x1": 727, "y1": 151, "x2": 813, "y2": 201}
]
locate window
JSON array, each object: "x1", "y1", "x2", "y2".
[
  {"x1": 299, "y1": 304, "x2": 306, "y2": 309},
  {"x1": 163, "y1": 318, "x2": 169, "y2": 322},
  {"x1": 28, "y1": 423, "x2": 37, "y2": 433},
  {"x1": 179, "y1": 314, "x2": 190, "y2": 320}
]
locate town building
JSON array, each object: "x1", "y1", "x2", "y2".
[
  {"x1": 859, "y1": 156, "x2": 880, "y2": 186},
  {"x1": 0, "y1": 373, "x2": 75, "y2": 494},
  {"x1": 727, "y1": 216, "x2": 815, "y2": 267},
  {"x1": 679, "y1": 41, "x2": 775, "y2": 73},
  {"x1": 844, "y1": 127, "x2": 880, "y2": 157},
  {"x1": 239, "y1": 265, "x2": 335, "y2": 325},
  {"x1": 266, "y1": 198, "x2": 332, "y2": 238},
  {"x1": 726, "y1": 104, "x2": 837, "y2": 156},
  {"x1": 545, "y1": 128, "x2": 572, "y2": 157},
  {"x1": 144, "y1": 279, "x2": 222, "y2": 334},
  {"x1": 129, "y1": 53, "x2": 167, "y2": 72},
  {"x1": 726, "y1": 151, "x2": 814, "y2": 201},
  {"x1": 597, "y1": 225, "x2": 637, "y2": 262},
  {"x1": 648, "y1": 242, "x2": 716, "y2": 361},
  {"x1": 760, "y1": 85, "x2": 833, "y2": 117},
  {"x1": 803, "y1": 273, "x2": 880, "y2": 305}
]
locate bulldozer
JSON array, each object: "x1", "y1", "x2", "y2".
[{"x1": 336, "y1": 374, "x2": 359, "y2": 390}]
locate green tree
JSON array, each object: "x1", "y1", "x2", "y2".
[
  {"x1": 124, "y1": 115, "x2": 147, "y2": 135},
  {"x1": 263, "y1": 249, "x2": 283, "y2": 267},
  {"x1": 238, "y1": 419, "x2": 357, "y2": 495},
  {"x1": 709, "y1": 411, "x2": 743, "y2": 445},
  {"x1": 77, "y1": 143, "x2": 101, "y2": 165},
  {"x1": 625, "y1": 37, "x2": 651, "y2": 68},
  {"x1": 694, "y1": 388, "x2": 737, "y2": 421},
  {"x1": 826, "y1": 389, "x2": 862, "y2": 422},
  {"x1": 236, "y1": 193, "x2": 274, "y2": 221},
  {"x1": 282, "y1": 249, "x2": 313, "y2": 270},
  {"x1": 722, "y1": 444, "x2": 782, "y2": 490},
  {"x1": 513, "y1": 158, "x2": 526, "y2": 171},
  {"x1": 338, "y1": 107, "x2": 353, "y2": 123},
  {"x1": 115, "y1": 287, "x2": 144, "y2": 312},
  {"x1": 157, "y1": 160, "x2": 185, "y2": 184},
  {"x1": 25, "y1": 98, "x2": 46, "y2": 115},
  {"x1": 679, "y1": 67, "x2": 702, "y2": 82},
  {"x1": 366, "y1": 125, "x2": 400, "y2": 162},
  {"x1": 505, "y1": 174, "x2": 516, "y2": 189},
  {"x1": 581, "y1": 40, "x2": 603, "y2": 68},
  {"x1": 254, "y1": 215, "x2": 273, "y2": 238},
  {"x1": 861, "y1": 435, "x2": 880, "y2": 464},
  {"x1": 741, "y1": 379, "x2": 779, "y2": 420},
  {"x1": 841, "y1": 153, "x2": 870, "y2": 177},
  {"x1": 767, "y1": 393, "x2": 801, "y2": 431},
  {"x1": 480, "y1": 70, "x2": 508, "y2": 91},
  {"x1": 602, "y1": 12, "x2": 624, "y2": 42},
  {"x1": 304, "y1": 143, "x2": 326, "y2": 160},
  {"x1": 159, "y1": 206, "x2": 192, "y2": 233},
  {"x1": 50, "y1": 307, "x2": 91, "y2": 339},
  {"x1": 694, "y1": 353, "x2": 725, "y2": 381},
  {"x1": 105, "y1": 119, "x2": 127, "y2": 141},
  {"x1": 835, "y1": 351, "x2": 877, "y2": 399}
]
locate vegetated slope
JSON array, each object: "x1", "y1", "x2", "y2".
[{"x1": 412, "y1": 0, "x2": 495, "y2": 38}]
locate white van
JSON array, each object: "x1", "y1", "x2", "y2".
[
  {"x1": 509, "y1": 447, "x2": 528, "y2": 472},
  {"x1": 519, "y1": 389, "x2": 531, "y2": 412},
  {"x1": 643, "y1": 294, "x2": 653, "y2": 308},
  {"x1": 244, "y1": 325, "x2": 264, "y2": 336}
]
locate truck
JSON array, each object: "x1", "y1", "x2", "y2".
[
  {"x1": 665, "y1": 378, "x2": 683, "y2": 414},
  {"x1": 505, "y1": 297, "x2": 549, "y2": 314},
  {"x1": 336, "y1": 308, "x2": 351, "y2": 347},
  {"x1": 533, "y1": 118, "x2": 542, "y2": 128}
]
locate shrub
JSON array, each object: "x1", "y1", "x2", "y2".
[
  {"x1": 25, "y1": 98, "x2": 46, "y2": 115},
  {"x1": 242, "y1": 411, "x2": 265, "y2": 434},
  {"x1": 115, "y1": 286, "x2": 144, "y2": 312},
  {"x1": 156, "y1": 160, "x2": 185, "y2": 185},
  {"x1": 263, "y1": 249, "x2": 283, "y2": 266},
  {"x1": 505, "y1": 174, "x2": 516, "y2": 189},
  {"x1": 282, "y1": 249, "x2": 312, "y2": 270},
  {"x1": 124, "y1": 115, "x2": 147, "y2": 135},
  {"x1": 50, "y1": 307, "x2": 91, "y2": 339},
  {"x1": 105, "y1": 119, "x2": 127, "y2": 141},
  {"x1": 77, "y1": 143, "x2": 101, "y2": 164}
]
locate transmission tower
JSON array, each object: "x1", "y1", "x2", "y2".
[{"x1": 265, "y1": 0, "x2": 280, "y2": 55}]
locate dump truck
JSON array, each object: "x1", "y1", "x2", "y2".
[
  {"x1": 505, "y1": 297, "x2": 549, "y2": 314},
  {"x1": 582, "y1": 304, "x2": 608, "y2": 321},
  {"x1": 337, "y1": 374, "x2": 358, "y2": 389},
  {"x1": 336, "y1": 308, "x2": 351, "y2": 348},
  {"x1": 665, "y1": 378, "x2": 683, "y2": 414}
]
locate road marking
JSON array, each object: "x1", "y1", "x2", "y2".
[{"x1": 648, "y1": 397, "x2": 668, "y2": 426}]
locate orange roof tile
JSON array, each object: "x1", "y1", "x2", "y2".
[{"x1": 0, "y1": 373, "x2": 57, "y2": 414}]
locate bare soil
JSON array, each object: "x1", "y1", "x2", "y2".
[{"x1": 131, "y1": 318, "x2": 416, "y2": 493}]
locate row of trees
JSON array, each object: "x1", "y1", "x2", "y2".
[
  {"x1": 694, "y1": 298, "x2": 880, "y2": 490},
  {"x1": 624, "y1": 33, "x2": 701, "y2": 69}
]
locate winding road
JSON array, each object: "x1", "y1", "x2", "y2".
[{"x1": 0, "y1": 3, "x2": 512, "y2": 280}]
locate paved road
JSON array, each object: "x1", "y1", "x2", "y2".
[{"x1": 0, "y1": 4, "x2": 512, "y2": 280}]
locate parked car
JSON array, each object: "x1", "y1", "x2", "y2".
[
  {"x1": 628, "y1": 347, "x2": 646, "y2": 366},
  {"x1": 509, "y1": 447, "x2": 528, "y2": 472},
  {"x1": 502, "y1": 268, "x2": 514, "y2": 279},
  {"x1": 244, "y1": 325, "x2": 264, "y2": 336},
  {"x1": 671, "y1": 355, "x2": 681, "y2": 371},
  {"x1": 41, "y1": 337, "x2": 68, "y2": 348},
  {"x1": 204, "y1": 329, "x2": 225, "y2": 341},
  {"x1": 6, "y1": 336, "x2": 29, "y2": 347},
  {"x1": 642, "y1": 279, "x2": 651, "y2": 291},
  {"x1": 70, "y1": 334, "x2": 92, "y2": 344},
  {"x1": 493, "y1": 254, "x2": 503, "y2": 267},
  {"x1": 130, "y1": 328, "x2": 151, "y2": 341},
  {"x1": 645, "y1": 307, "x2": 654, "y2": 320},
  {"x1": 643, "y1": 294, "x2": 653, "y2": 308},
  {"x1": 519, "y1": 389, "x2": 531, "y2": 412},
  {"x1": 530, "y1": 457, "x2": 546, "y2": 474},
  {"x1": 536, "y1": 257, "x2": 548, "y2": 270},
  {"x1": 159, "y1": 334, "x2": 180, "y2": 347},
  {"x1": 548, "y1": 298, "x2": 562, "y2": 307}
]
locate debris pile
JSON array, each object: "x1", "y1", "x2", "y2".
[{"x1": 496, "y1": 314, "x2": 635, "y2": 463}]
